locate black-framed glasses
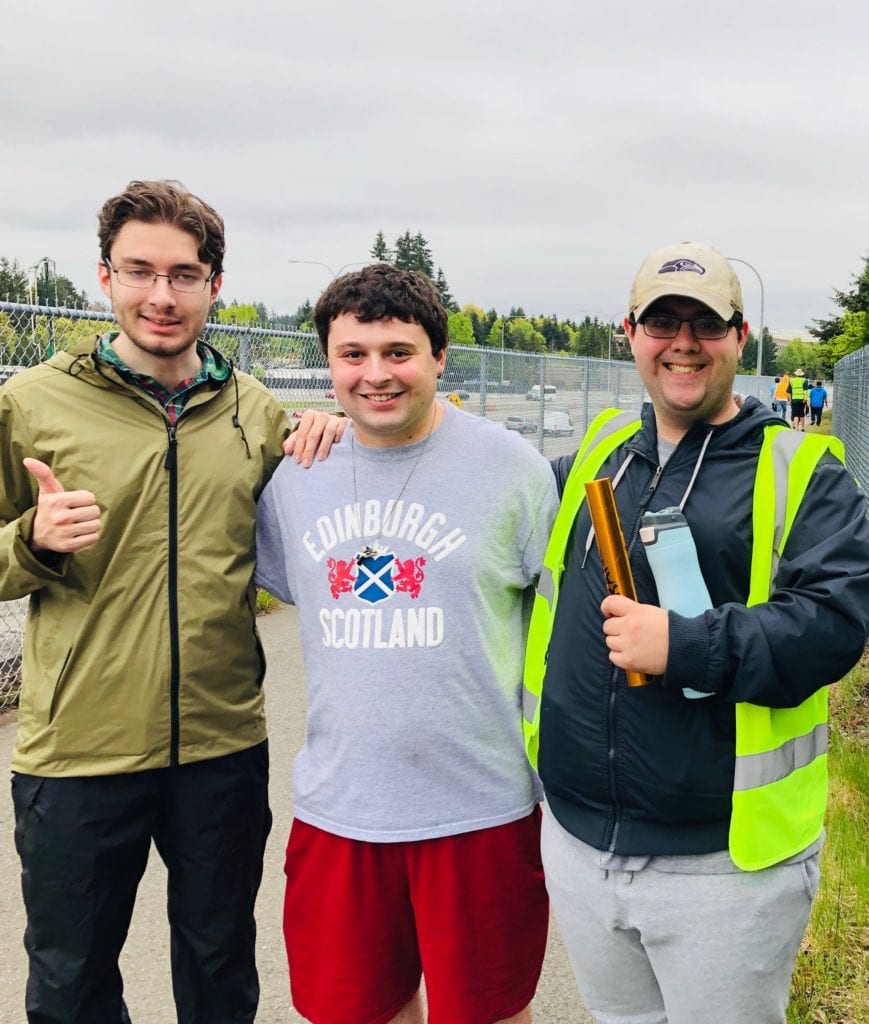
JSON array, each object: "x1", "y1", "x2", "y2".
[
  {"x1": 105, "y1": 259, "x2": 213, "y2": 293},
  {"x1": 638, "y1": 314, "x2": 737, "y2": 340}
]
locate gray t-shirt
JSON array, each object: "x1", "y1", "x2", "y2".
[{"x1": 255, "y1": 402, "x2": 559, "y2": 842}]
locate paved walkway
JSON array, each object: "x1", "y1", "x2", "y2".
[{"x1": 0, "y1": 605, "x2": 590, "y2": 1023}]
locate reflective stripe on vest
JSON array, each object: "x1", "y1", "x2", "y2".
[
  {"x1": 522, "y1": 410, "x2": 642, "y2": 767},
  {"x1": 730, "y1": 427, "x2": 844, "y2": 870},
  {"x1": 523, "y1": 411, "x2": 846, "y2": 870}
]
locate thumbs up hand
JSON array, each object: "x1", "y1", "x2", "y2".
[{"x1": 23, "y1": 458, "x2": 102, "y2": 554}]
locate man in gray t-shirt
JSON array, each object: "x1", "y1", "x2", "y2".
[{"x1": 255, "y1": 265, "x2": 558, "y2": 1024}]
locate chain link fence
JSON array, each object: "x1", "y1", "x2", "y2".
[
  {"x1": 830, "y1": 345, "x2": 868, "y2": 494},
  {"x1": 1, "y1": 303, "x2": 867, "y2": 709}
]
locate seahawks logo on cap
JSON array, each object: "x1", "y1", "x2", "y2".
[{"x1": 658, "y1": 259, "x2": 705, "y2": 275}]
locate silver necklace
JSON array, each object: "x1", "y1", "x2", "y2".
[{"x1": 351, "y1": 405, "x2": 439, "y2": 564}]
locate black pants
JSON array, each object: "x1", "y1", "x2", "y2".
[
  {"x1": 810, "y1": 406, "x2": 823, "y2": 425},
  {"x1": 12, "y1": 741, "x2": 271, "y2": 1024}
]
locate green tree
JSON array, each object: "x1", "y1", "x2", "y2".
[
  {"x1": 572, "y1": 316, "x2": 610, "y2": 358},
  {"x1": 828, "y1": 310, "x2": 869, "y2": 363},
  {"x1": 292, "y1": 299, "x2": 313, "y2": 331},
  {"x1": 739, "y1": 326, "x2": 777, "y2": 375},
  {"x1": 810, "y1": 254, "x2": 869, "y2": 347},
  {"x1": 0, "y1": 258, "x2": 28, "y2": 301},
  {"x1": 35, "y1": 274, "x2": 88, "y2": 308},
  {"x1": 410, "y1": 233, "x2": 434, "y2": 278},
  {"x1": 0, "y1": 312, "x2": 21, "y2": 360},
  {"x1": 447, "y1": 311, "x2": 474, "y2": 346},
  {"x1": 776, "y1": 338, "x2": 824, "y2": 379},
  {"x1": 392, "y1": 231, "x2": 435, "y2": 277},
  {"x1": 488, "y1": 317, "x2": 545, "y2": 353},
  {"x1": 462, "y1": 303, "x2": 489, "y2": 346},
  {"x1": 435, "y1": 267, "x2": 458, "y2": 312},
  {"x1": 392, "y1": 231, "x2": 416, "y2": 271},
  {"x1": 216, "y1": 303, "x2": 260, "y2": 326},
  {"x1": 370, "y1": 231, "x2": 391, "y2": 262}
]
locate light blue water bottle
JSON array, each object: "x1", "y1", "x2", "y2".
[{"x1": 639, "y1": 507, "x2": 713, "y2": 700}]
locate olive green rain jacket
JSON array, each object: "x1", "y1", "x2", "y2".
[{"x1": 0, "y1": 343, "x2": 289, "y2": 776}]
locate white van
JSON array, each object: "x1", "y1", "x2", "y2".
[
  {"x1": 526, "y1": 384, "x2": 557, "y2": 402},
  {"x1": 543, "y1": 409, "x2": 574, "y2": 437}
]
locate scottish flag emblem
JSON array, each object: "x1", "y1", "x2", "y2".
[{"x1": 354, "y1": 553, "x2": 396, "y2": 604}]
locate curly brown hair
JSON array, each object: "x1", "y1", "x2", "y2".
[
  {"x1": 97, "y1": 180, "x2": 225, "y2": 275},
  {"x1": 314, "y1": 264, "x2": 448, "y2": 356}
]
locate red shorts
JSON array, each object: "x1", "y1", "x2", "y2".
[{"x1": 283, "y1": 808, "x2": 548, "y2": 1024}]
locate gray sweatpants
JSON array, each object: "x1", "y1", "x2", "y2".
[{"x1": 541, "y1": 803, "x2": 819, "y2": 1024}]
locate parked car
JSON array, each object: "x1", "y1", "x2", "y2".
[
  {"x1": 543, "y1": 409, "x2": 574, "y2": 437},
  {"x1": 505, "y1": 415, "x2": 537, "y2": 434},
  {"x1": 526, "y1": 384, "x2": 557, "y2": 402}
]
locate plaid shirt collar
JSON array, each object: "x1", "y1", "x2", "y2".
[{"x1": 97, "y1": 332, "x2": 230, "y2": 424}]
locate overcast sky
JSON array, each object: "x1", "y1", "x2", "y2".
[{"x1": 3, "y1": 0, "x2": 867, "y2": 336}]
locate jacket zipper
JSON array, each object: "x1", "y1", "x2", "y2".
[
  {"x1": 607, "y1": 455, "x2": 663, "y2": 853},
  {"x1": 164, "y1": 422, "x2": 181, "y2": 766}
]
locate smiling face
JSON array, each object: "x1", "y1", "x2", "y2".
[
  {"x1": 327, "y1": 314, "x2": 446, "y2": 448},
  {"x1": 625, "y1": 296, "x2": 748, "y2": 442},
  {"x1": 97, "y1": 220, "x2": 221, "y2": 381}
]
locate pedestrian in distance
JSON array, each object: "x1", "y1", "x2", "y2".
[
  {"x1": 788, "y1": 367, "x2": 808, "y2": 431},
  {"x1": 772, "y1": 372, "x2": 790, "y2": 420},
  {"x1": 0, "y1": 179, "x2": 341, "y2": 1024},
  {"x1": 523, "y1": 241, "x2": 869, "y2": 1024},
  {"x1": 808, "y1": 379, "x2": 829, "y2": 427},
  {"x1": 255, "y1": 263, "x2": 559, "y2": 1024}
]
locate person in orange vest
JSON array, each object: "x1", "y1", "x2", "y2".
[{"x1": 772, "y1": 372, "x2": 790, "y2": 420}]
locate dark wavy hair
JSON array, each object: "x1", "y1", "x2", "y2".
[
  {"x1": 97, "y1": 180, "x2": 225, "y2": 276},
  {"x1": 314, "y1": 263, "x2": 448, "y2": 356}
]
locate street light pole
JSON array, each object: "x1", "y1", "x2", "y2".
[
  {"x1": 727, "y1": 256, "x2": 765, "y2": 377},
  {"x1": 287, "y1": 259, "x2": 370, "y2": 279}
]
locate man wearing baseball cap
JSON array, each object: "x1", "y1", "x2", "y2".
[{"x1": 524, "y1": 242, "x2": 869, "y2": 1023}]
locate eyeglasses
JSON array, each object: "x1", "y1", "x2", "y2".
[
  {"x1": 105, "y1": 259, "x2": 213, "y2": 293},
  {"x1": 638, "y1": 314, "x2": 737, "y2": 340}
]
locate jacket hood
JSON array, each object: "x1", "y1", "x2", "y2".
[
  {"x1": 630, "y1": 395, "x2": 780, "y2": 462},
  {"x1": 47, "y1": 339, "x2": 232, "y2": 391}
]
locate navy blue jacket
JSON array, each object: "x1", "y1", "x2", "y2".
[{"x1": 540, "y1": 398, "x2": 869, "y2": 856}]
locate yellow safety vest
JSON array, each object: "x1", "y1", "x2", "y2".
[
  {"x1": 522, "y1": 409, "x2": 846, "y2": 870},
  {"x1": 790, "y1": 376, "x2": 807, "y2": 401}
]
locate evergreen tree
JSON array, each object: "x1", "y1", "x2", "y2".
[
  {"x1": 0, "y1": 257, "x2": 28, "y2": 301},
  {"x1": 291, "y1": 299, "x2": 313, "y2": 330},
  {"x1": 392, "y1": 231, "x2": 416, "y2": 271},
  {"x1": 410, "y1": 232, "x2": 434, "y2": 278},
  {"x1": 391, "y1": 231, "x2": 435, "y2": 278},
  {"x1": 462, "y1": 304, "x2": 487, "y2": 345},
  {"x1": 739, "y1": 326, "x2": 777, "y2": 375},
  {"x1": 435, "y1": 267, "x2": 458, "y2": 312},
  {"x1": 38, "y1": 274, "x2": 88, "y2": 308},
  {"x1": 810, "y1": 254, "x2": 869, "y2": 344},
  {"x1": 370, "y1": 230, "x2": 391, "y2": 262}
]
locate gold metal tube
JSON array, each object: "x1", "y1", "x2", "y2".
[{"x1": 585, "y1": 478, "x2": 649, "y2": 688}]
